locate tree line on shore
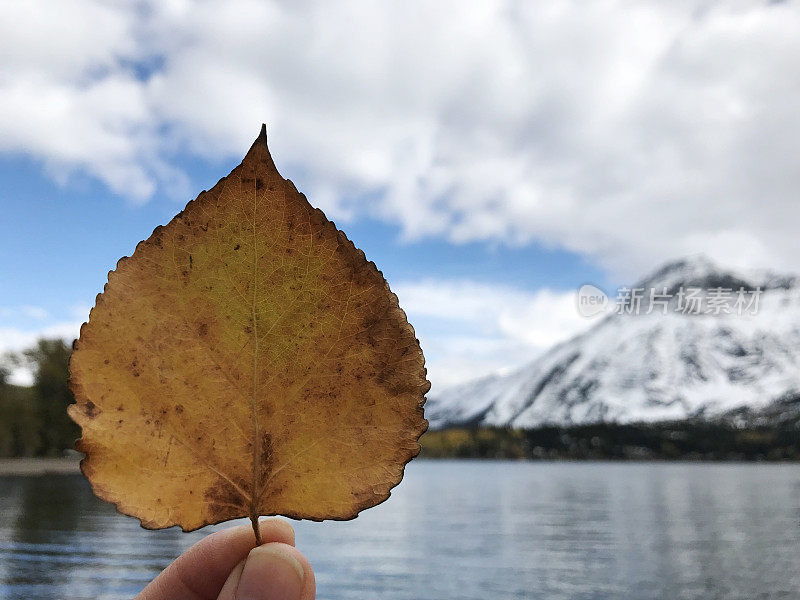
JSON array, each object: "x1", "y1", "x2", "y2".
[
  {"x1": 0, "y1": 339, "x2": 77, "y2": 457},
  {"x1": 419, "y1": 421, "x2": 800, "y2": 461}
]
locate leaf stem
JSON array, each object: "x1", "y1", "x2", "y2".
[{"x1": 250, "y1": 513, "x2": 262, "y2": 546}]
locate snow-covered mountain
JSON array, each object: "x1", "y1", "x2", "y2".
[{"x1": 426, "y1": 256, "x2": 800, "y2": 429}]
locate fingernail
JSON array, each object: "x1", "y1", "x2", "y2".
[{"x1": 235, "y1": 544, "x2": 305, "y2": 600}]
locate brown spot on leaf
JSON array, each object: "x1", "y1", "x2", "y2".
[{"x1": 204, "y1": 475, "x2": 247, "y2": 520}]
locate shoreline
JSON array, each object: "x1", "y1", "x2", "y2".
[
  {"x1": 0, "y1": 457, "x2": 81, "y2": 476},
  {"x1": 1, "y1": 456, "x2": 798, "y2": 477}
]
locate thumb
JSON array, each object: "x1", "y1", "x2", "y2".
[{"x1": 216, "y1": 542, "x2": 314, "y2": 600}]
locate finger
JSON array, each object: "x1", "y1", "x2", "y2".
[
  {"x1": 215, "y1": 542, "x2": 315, "y2": 600},
  {"x1": 215, "y1": 560, "x2": 245, "y2": 600},
  {"x1": 136, "y1": 518, "x2": 296, "y2": 600}
]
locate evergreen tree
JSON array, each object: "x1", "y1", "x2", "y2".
[{"x1": 24, "y1": 339, "x2": 78, "y2": 456}]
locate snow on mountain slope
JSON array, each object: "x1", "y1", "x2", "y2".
[{"x1": 426, "y1": 256, "x2": 800, "y2": 429}]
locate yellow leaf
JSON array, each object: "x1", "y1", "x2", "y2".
[{"x1": 68, "y1": 126, "x2": 429, "y2": 541}]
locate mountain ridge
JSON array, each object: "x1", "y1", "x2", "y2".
[{"x1": 426, "y1": 255, "x2": 800, "y2": 429}]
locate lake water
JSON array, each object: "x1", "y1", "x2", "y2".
[{"x1": 1, "y1": 461, "x2": 799, "y2": 599}]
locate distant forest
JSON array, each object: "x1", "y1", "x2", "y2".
[
  {"x1": 2, "y1": 338, "x2": 799, "y2": 460},
  {"x1": 420, "y1": 422, "x2": 800, "y2": 461},
  {"x1": 0, "y1": 339, "x2": 77, "y2": 457}
]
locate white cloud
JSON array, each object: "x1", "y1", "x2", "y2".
[
  {"x1": 0, "y1": 303, "x2": 87, "y2": 385},
  {"x1": 0, "y1": 321, "x2": 81, "y2": 354},
  {"x1": 3, "y1": 0, "x2": 800, "y2": 276},
  {"x1": 0, "y1": 305, "x2": 49, "y2": 320},
  {"x1": 394, "y1": 279, "x2": 590, "y2": 390},
  {"x1": 0, "y1": 320, "x2": 82, "y2": 386},
  {"x1": 0, "y1": 0, "x2": 182, "y2": 200}
]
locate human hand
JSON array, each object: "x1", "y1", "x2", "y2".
[{"x1": 136, "y1": 519, "x2": 316, "y2": 600}]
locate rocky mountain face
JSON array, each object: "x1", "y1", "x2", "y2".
[{"x1": 426, "y1": 256, "x2": 800, "y2": 429}]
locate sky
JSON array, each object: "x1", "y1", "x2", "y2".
[{"x1": 2, "y1": 0, "x2": 800, "y2": 391}]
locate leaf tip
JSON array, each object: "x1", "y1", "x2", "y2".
[
  {"x1": 243, "y1": 123, "x2": 278, "y2": 174},
  {"x1": 256, "y1": 123, "x2": 267, "y2": 146}
]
